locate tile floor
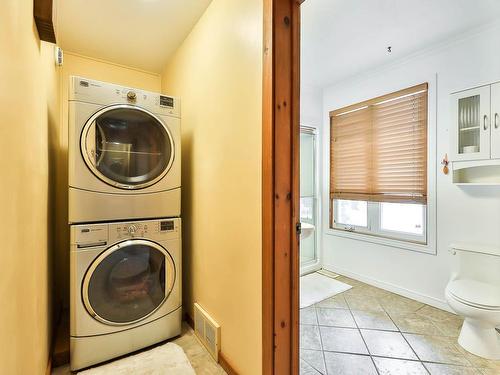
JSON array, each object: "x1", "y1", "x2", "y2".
[
  {"x1": 52, "y1": 323, "x2": 227, "y2": 375},
  {"x1": 300, "y1": 275, "x2": 500, "y2": 375}
]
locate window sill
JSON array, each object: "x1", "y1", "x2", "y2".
[{"x1": 324, "y1": 227, "x2": 437, "y2": 255}]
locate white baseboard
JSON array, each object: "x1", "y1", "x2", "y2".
[{"x1": 323, "y1": 263, "x2": 453, "y2": 313}]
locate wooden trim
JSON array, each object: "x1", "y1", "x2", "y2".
[
  {"x1": 34, "y1": 0, "x2": 56, "y2": 43},
  {"x1": 262, "y1": 0, "x2": 301, "y2": 374},
  {"x1": 290, "y1": 4, "x2": 301, "y2": 375},
  {"x1": 329, "y1": 82, "x2": 428, "y2": 117},
  {"x1": 261, "y1": 0, "x2": 274, "y2": 373},
  {"x1": 218, "y1": 352, "x2": 239, "y2": 375}
]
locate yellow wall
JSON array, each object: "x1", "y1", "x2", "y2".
[
  {"x1": 161, "y1": 0, "x2": 263, "y2": 373},
  {"x1": 0, "y1": 1, "x2": 59, "y2": 374},
  {"x1": 54, "y1": 52, "x2": 162, "y2": 307}
]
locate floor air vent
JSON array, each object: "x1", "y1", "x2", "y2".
[{"x1": 193, "y1": 303, "x2": 220, "y2": 361}]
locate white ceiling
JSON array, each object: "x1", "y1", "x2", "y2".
[
  {"x1": 301, "y1": 0, "x2": 500, "y2": 88},
  {"x1": 57, "y1": 0, "x2": 213, "y2": 73}
]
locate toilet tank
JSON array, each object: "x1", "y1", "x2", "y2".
[{"x1": 450, "y1": 243, "x2": 500, "y2": 285}]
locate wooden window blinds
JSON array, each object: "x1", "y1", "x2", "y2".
[{"x1": 330, "y1": 83, "x2": 428, "y2": 204}]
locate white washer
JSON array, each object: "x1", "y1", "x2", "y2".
[
  {"x1": 70, "y1": 218, "x2": 182, "y2": 371},
  {"x1": 68, "y1": 76, "x2": 181, "y2": 223}
]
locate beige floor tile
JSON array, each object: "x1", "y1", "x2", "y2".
[
  {"x1": 432, "y1": 316, "x2": 463, "y2": 337},
  {"x1": 361, "y1": 329, "x2": 417, "y2": 360},
  {"x1": 320, "y1": 326, "x2": 368, "y2": 354},
  {"x1": 416, "y1": 305, "x2": 456, "y2": 322},
  {"x1": 336, "y1": 276, "x2": 366, "y2": 287},
  {"x1": 344, "y1": 284, "x2": 394, "y2": 299},
  {"x1": 344, "y1": 294, "x2": 385, "y2": 312},
  {"x1": 300, "y1": 324, "x2": 323, "y2": 350},
  {"x1": 373, "y1": 357, "x2": 428, "y2": 375},
  {"x1": 379, "y1": 294, "x2": 425, "y2": 314},
  {"x1": 403, "y1": 333, "x2": 471, "y2": 366},
  {"x1": 189, "y1": 352, "x2": 226, "y2": 375},
  {"x1": 323, "y1": 352, "x2": 377, "y2": 375},
  {"x1": 317, "y1": 307, "x2": 356, "y2": 328},
  {"x1": 424, "y1": 362, "x2": 483, "y2": 375},
  {"x1": 389, "y1": 312, "x2": 444, "y2": 336},
  {"x1": 301, "y1": 306, "x2": 319, "y2": 325},
  {"x1": 173, "y1": 325, "x2": 226, "y2": 375},
  {"x1": 314, "y1": 294, "x2": 349, "y2": 309},
  {"x1": 351, "y1": 310, "x2": 398, "y2": 331}
]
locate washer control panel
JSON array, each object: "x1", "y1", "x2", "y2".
[
  {"x1": 109, "y1": 218, "x2": 180, "y2": 242},
  {"x1": 71, "y1": 218, "x2": 181, "y2": 248},
  {"x1": 114, "y1": 222, "x2": 150, "y2": 239}
]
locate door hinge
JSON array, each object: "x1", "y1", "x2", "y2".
[{"x1": 296, "y1": 222, "x2": 301, "y2": 236}]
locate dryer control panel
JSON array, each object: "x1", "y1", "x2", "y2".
[{"x1": 69, "y1": 76, "x2": 181, "y2": 118}]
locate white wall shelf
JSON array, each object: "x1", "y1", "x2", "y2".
[{"x1": 452, "y1": 159, "x2": 500, "y2": 184}]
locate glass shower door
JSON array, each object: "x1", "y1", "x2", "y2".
[{"x1": 300, "y1": 127, "x2": 318, "y2": 272}]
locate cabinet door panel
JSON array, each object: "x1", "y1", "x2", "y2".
[
  {"x1": 491, "y1": 83, "x2": 500, "y2": 159},
  {"x1": 450, "y1": 86, "x2": 491, "y2": 161}
]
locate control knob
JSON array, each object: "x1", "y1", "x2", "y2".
[{"x1": 127, "y1": 91, "x2": 137, "y2": 101}]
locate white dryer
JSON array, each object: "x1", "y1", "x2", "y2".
[
  {"x1": 70, "y1": 218, "x2": 182, "y2": 371},
  {"x1": 68, "y1": 76, "x2": 181, "y2": 223}
]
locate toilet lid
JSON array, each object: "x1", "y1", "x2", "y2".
[{"x1": 448, "y1": 279, "x2": 500, "y2": 309}]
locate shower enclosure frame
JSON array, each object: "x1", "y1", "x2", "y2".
[{"x1": 300, "y1": 125, "x2": 322, "y2": 276}]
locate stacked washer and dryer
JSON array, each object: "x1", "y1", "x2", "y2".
[{"x1": 68, "y1": 76, "x2": 182, "y2": 371}]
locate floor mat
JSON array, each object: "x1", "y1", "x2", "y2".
[
  {"x1": 78, "y1": 343, "x2": 196, "y2": 375},
  {"x1": 300, "y1": 272, "x2": 352, "y2": 308}
]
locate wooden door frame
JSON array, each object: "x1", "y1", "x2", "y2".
[{"x1": 262, "y1": 0, "x2": 303, "y2": 374}]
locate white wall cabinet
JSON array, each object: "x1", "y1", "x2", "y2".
[
  {"x1": 491, "y1": 82, "x2": 500, "y2": 159},
  {"x1": 451, "y1": 82, "x2": 500, "y2": 162},
  {"x1": 450, "y1": 85, "x2": 490, "y2": 161}
]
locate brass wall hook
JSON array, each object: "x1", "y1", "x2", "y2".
[{"x1": 441, "y1": 153, "x2": 449, "y2": 175}]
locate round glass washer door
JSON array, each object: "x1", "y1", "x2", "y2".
[
  {"x1": 82, "y1": 239, "x2": 176, "y2": 325},
  {"x1": 81, "y1": 104, "x2": 175, "y2": 190}
]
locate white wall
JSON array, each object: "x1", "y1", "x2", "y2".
[
  {"x1": 301, "y1": 84, "x2": 323, "y2": 127},
  {"x1": 320, "y1": 22, "x2": 500, "y2": 310}
]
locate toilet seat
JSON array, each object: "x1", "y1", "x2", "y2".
[{"x1": 448, "y1": 279, "x2": 500, "y2": 311}]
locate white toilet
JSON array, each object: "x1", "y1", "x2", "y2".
[{"x1": 445, "y1": 243, "x2": 500, "y2": 360}]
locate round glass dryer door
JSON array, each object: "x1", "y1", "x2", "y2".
[
  {"x1": 81, "y1": 104, "x2": 174, "y2": 189},
  {"x1": 82, "y1": 239, "x2": 175, "y2": 325}
]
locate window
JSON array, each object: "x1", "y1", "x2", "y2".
[{"x1": 330, "y1": 83, "x2": 428, "y2": 243}]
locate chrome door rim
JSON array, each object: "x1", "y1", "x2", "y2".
[
  {"x1": 80, "y1": 104, "x2": 175, "y2": 190},
  {"x1": 82, "y1": 239, "x2": 176, "y2": 326}
]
